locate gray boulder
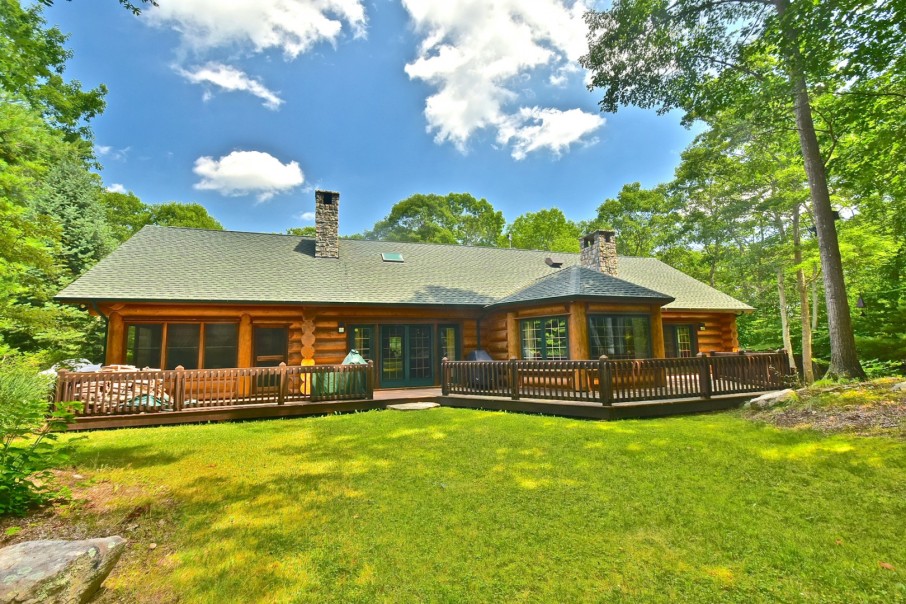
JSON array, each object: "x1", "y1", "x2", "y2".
[
  {"x1": 744, "y1": 388, "x2": 796, "y2": 410},
  {"x1": 892, "y1": 382, "x2": 906, "y2": 393},
  {"x1": 0, "y1": 537, "x2": 126, "y2": 604}
]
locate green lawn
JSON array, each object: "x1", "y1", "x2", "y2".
[{"x1": 13, "y1": 409, "x2": 906, "y2": 603}]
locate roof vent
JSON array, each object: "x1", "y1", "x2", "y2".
[
  {"x1": 381, "y1": 252, "x2": 404, "y2": 263},
  {"x1": 545, "y1": 257, "x2": 563, "y2": 268}
]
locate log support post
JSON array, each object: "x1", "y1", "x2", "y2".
[{"x1": 107, "y1": 312, "x2": 125, "y2": 365}]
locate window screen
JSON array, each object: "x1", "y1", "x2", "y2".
[
  {"x1": 126, "y1": 324, "x2": 163, "y2": 368},
  {"x1": 588, "y1": 315, "x2": 651, "y2": 359},
  {"x1": 204, "y1": 324, "x2": 238, "y2": 368},
  {"x1": 166, "y1": 324, "x2": 201, "y2": 369}
]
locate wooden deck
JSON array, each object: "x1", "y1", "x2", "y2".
[
  {"x1": 66, "y1": 386, "x2": 774, "y2": 430},
  {"x1": 58, "y1": 353, "x2": 790, "y2": 430}
]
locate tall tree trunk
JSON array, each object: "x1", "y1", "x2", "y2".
[
  {"x1": 793, "y1": 209, "x2": 814, "y2": 384},
  {"x1": 777, "y1": 267, "x2": 796, "y2": 373},
  {"x1": 811, "y1": 264, "x2": 819, "y2": 331},
  {"x1": 774, "y1": 0, "x2": 864, "y2": 379}
]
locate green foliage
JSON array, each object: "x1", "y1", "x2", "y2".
[
  {"x1": 859, "y1": 359, "x2": 905, "y2": 380},
  {"x1": 505, "y1": 208, "x2": 582, "y2": 253},
  {"x1": 366, "y1": 193, "x2": 504, "y2": 246},
  {"x1": 0, "y1": 357, "x2": 79, "y2": 516},
  {"x1": 0, "y1": 0, "x2": 105, "y2": 143},
  {"x1": 285, "y1": 226, "x2": 316, "y2": 237},
  {"x1": 147, "y1": 202, "x2": 223, "y2": 230},
  {"x1": 591, "y1": 183, "x2": 678, "y2": 256}
]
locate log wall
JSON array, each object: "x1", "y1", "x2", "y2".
[{"x1": 98, "y1": 302, "x2": 741, "y2": 372}]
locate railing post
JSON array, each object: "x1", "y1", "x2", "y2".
[
  {"x1": 174, "y1": 365, "x2": 185, "y2": 411},
  {"x1": 54, "y1": 369, "x2": 66, "y2": 409},
  {"x1": 441, "y1": 357, "x2": 449, "y2": 396},
  {"x1": 277, "y1": 362, "x2": 287, "y2": 405},
  {"x1": 509, "y1": 358, "x2": 519, "y2": 401},
  {"x1": 366, "y1": 360, "x2": 375, "y2": 400},
  {"x1": 696, "y1": 353, "x2": 712, "y2": 399},
  {"x1": 598, "y1": 355, "x2": 613, "y2": 406}
]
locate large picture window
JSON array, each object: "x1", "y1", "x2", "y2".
[
  {"x1": 125, "y1": 322, "x2": 239, "y2": 369},
  {"x1": 588, "y1": 315, "x2": 651, "y2": 359},
  {"x1": 520, "y1": 317, "x2": 568, "y2": 360}
]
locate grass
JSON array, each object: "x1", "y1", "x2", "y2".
[{"x1": 4, "y1": 408, "x2": 906, "y2": 603}]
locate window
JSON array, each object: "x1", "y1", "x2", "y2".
[
  {"x1": 520, "y1": 317, "x2": 568, "y2": 360},
  {"x1": 204, "y1": 324, "x2": 239, "y2": 368},
  {"x1": 439, "y1": 325, "x2": 459, "y2": 361},
  {"x1": 381, "y1": 252, "x2": 404, "y2": 262},
  {"x1": 665, "y1": 324, "x2": 698, "y2": 358},
  {"x1": 166, "y1": 324, "x2": 200, "y2": 369},
  {"x1": 588, "y1": 315, "x2": 651, "y2": 359},
  {"x1": 348, "y1": 325, "x2": 375, "y2": 361},
  {"x1": 126, "y1": 324, "x2": 163, "y2": 368},
  {"x1": 125, "y1": 322, "x2": 239, "y2": 369}
]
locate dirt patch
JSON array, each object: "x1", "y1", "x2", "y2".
[
  {"x1": 0, "y1": 472, "x2": 181, "y2": 603},
  {"x1": 744, "y1": 379, "x2": 906, "y2": 438}
]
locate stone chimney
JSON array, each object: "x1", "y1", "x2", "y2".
[
  {"x1": 579, "y1": 230, "x2": 618, "y2": 276},
  {"x1": 315, "y1": 190, "x2": 339, "y2": 259}
]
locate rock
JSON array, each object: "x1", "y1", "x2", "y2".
[
  {"x1": 387, "y1": 402, "x2": 440, "y2": 411},
  {"x1": 744, "y1": 389, "x2": 796, "y2": 410},
  {"x1": 892, "y1": 382, "x2": 906, "y2": 393},
  {"x1": 0, "y1": 537, "x2": 126, "y2": 604}
]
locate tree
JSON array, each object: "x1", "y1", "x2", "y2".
[
  {"x1": 592, "y1": 183, "x2": 677, "y2": 256},
  {"x1": 0, "y1": 0, "x2": 105, "y2": 143},
  {"x1": 99, "y1": 190, "x2": 148, "y2": 242},
  {"x1": 366, "y1": 193, "x2": 504, "y2": 246},
  {"x1": 580, "y1": 0, "x2": 903, "y2": 378},
  {"x1": 506, "y1": 208, "x2": 582, "y2": 253},
  {"x1": 286, "y1": 226, "x2": 316, "y2": 237},
  {"x1": 147, "y1": 202, "x2": 223, "y2": 230}
]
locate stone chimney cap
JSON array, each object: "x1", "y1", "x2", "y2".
[{"x1": 582, "y1": 230, "x2": 616, "y2": 247}]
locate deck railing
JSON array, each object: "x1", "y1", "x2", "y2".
[
  {"x1": 54, "y1": 362, "x2": 374, "y2": 417},
  {"x1": 442, "y1": 352, "x2": 789, "y2": 406}
]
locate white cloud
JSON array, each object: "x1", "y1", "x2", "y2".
[
  {"x1": 401, "y1": 0, "x2": 603, "y2": 158},
  {"x1": 177, "y1": 63, "x2": 283, "y2": 109},
  {"x1": 106, "y1": 183, "x2": 128, "y2": 194},
  {"x1": 498, "y1": 107, "x2": 604, "y2": 160},
  {"x1": 95, "y1": 145, "x2": 131, "y2": 161},
  {"x1": 147, "y1": 0, "x2": 367, "y2": 58},
  {"x1": 193, "y1": 150, "x2": 304, "y2": 202},
  {"x1": 299, "y1": 211, "x2": 316, "y2": 221}
]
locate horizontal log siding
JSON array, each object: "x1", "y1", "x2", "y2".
[
  {"x1": 661, "y1": 311, "x2": 740, "y2": 352},
  {"x1": 482, "y1": 313, "x2": 509, "y2": 360}
]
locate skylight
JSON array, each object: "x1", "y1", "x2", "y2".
[{"x1": 381, "y1": 252, "x2": 404, "y2": 263}]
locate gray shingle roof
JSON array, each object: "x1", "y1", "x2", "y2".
[
  {"x1": 489, "y1": 266, "x2": 674, "y2": 308},
  {"x1": 56, "y1": 226, "x2": 752, "y2": 311}
]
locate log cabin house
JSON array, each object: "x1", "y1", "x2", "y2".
[{"x1": 56, "y1": 190, "x2": 752, "y2": 390}]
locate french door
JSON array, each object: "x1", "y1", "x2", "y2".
[{"x1": 380, "y1": 325, "x2": 434, "y2": 387}]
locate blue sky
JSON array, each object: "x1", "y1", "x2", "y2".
[{"x1": 46, "y1": 0, "x2": 699, "y2": 236}]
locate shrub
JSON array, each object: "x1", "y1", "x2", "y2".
[
  {"x1": 860, "y1": 358, "x2": 905, "y2": 379},
  {"x1": 0, "y1": 358, "x2": 80, "y2": 516}
]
